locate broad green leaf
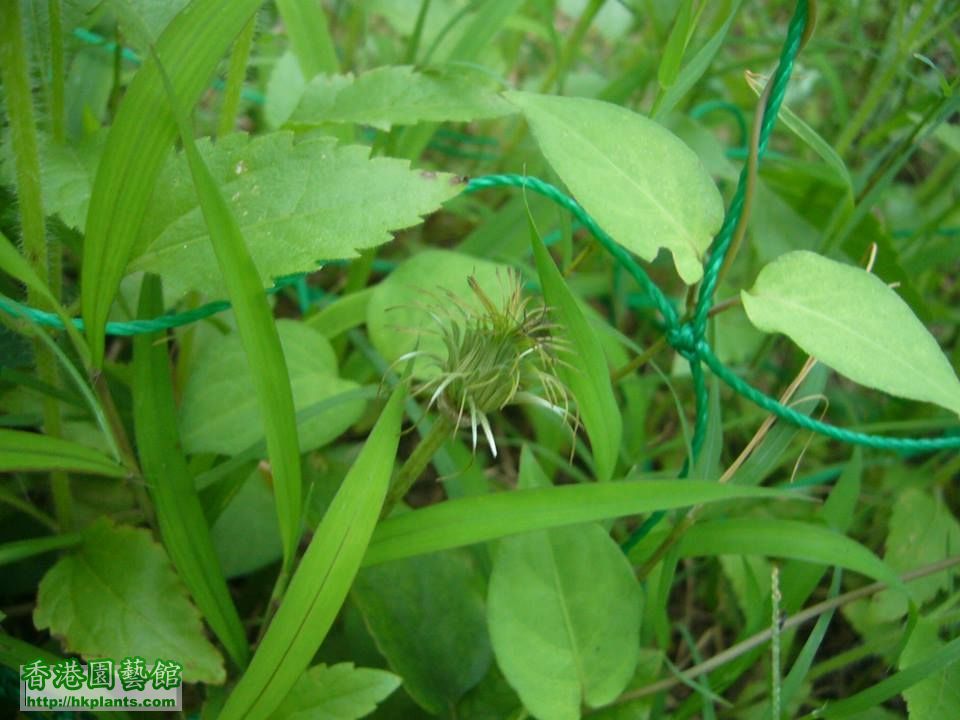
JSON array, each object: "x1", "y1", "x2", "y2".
[
  {"x1": 133, "y1": 274, "x2": 249, "y2": 667},
  {"x1": 0, "y1": 132, "x2": 102, "y2": 231},
  {"x1": 34, "y1": 518, "x2": 225, "y2": 683},
  {"x1": 180, "y1": 320, "x2": 365, "y2": 455},
  {"x1": 866, "y1": 487, "x2": 960, "y2": 622},
  {"x1": 364, "y1": 481, "x2": 804, "y2": 567},
  {"x1": 81, "y1": 0, "x2": 263, "y2": 366},
  {"x1": 352, "y1": 550, "x2": 492, "y2": 714},
  {"x1": 677, "y1": 518, "x2": 904, "y2": 591},
  {"x1": 270, "y1": 662, "x2": 401, "y2": 720},
  {"x1": 0, "y1": 429, "x2": 125, "y2": 477},
  {"x1": 160, "y1": 65, "x2": 303, "y2": 569},
  {"x1": 741, "y1": 250, "x2": 960, "y2": 416},
  {"x1": 899, "y1": 618, "x2": 960, "y2": 719},
  {"x1": 264, "y1": 51, "x2": 307, "y2": 129},
  {"x1": 220, "y1": 388, "x2": 404, "y2": 720},
  {"x1": 506, "y1": 91, "x2": 723, "y2": 284},
  {"x1": 129, "y1": 132, "x2": 465, "y2": 298},
  {"x1": 210, "y1": 468, "x2": 283, "y2": 578},
  {"x1": 365, "y1": 249, "x2": 512, "y2": 377},
  {"x1": 488, "y1": 522, "x2": 641, "y2": 719},
  {"x1": 530, "y1": 227, "x2": 621, "y2": 482},
  {"x1": 290, "y1": 65, "x2": 515, "y2": 131}
]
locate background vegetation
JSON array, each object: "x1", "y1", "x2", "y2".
[{"x1": 0, "y1": 1, "x2": 958, "y2": 718}]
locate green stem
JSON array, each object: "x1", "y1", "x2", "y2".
[
  {"x1": 48, "y1": 0, "x2": 66, "y2": 143},
  {"x1": 217, "y1": 14, "x2": 257, "y2": 138},
  {"x1": 383, "y1": 414, "x2": 455, "y2": 516},
  {"x1": 540, "y1": 0, "x2": 605, "y2": 93},
  {"x1": 404, "y1": 0, "x2": 432, "y2": 64},
  {"x1": 1, "y1": 0, "x2": 74, "y2": 531}
]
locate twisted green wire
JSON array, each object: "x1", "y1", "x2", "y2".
[{"x1": 3, "y1": 0, "x2": 957, "y2": 458}]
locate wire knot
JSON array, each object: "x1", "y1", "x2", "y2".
[{"x1": 666, "y1": 322, "x2": 703, "y2": 362}]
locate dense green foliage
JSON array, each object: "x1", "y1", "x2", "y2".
[{"x1": 1, "y1": 1, "x2": 958, "y2": 719}]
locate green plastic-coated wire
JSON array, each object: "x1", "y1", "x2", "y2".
[{"x1": 3, "y1": 0, "x2": 957, "y2": 469}]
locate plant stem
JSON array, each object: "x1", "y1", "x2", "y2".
[
  {"x1": 1, "y1": 0, "x2": 75, "y2": 530},
  {"x1": 540, "y1": 0, "x2": 605, "y2": 94},
  {"x1": 601, "y1": 555, "x2": 960, "y2": 709},
  {"x1": 217, "y1": 14, "x2": 257, "y2": 138},
  {"x1": 48, "y1": 0, "x2": 66, "y2": 143},
  {"x1": 383, "y1": 414, "x2": 455, "y2": 516}
]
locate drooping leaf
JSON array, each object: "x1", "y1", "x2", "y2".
[
  {"x1": 741, "y1": 250, "x2": 960, "y2": 416},
  {"x1": 530, "y1": 227, "x2": 621, "y2": 482},
  {"x1": 270, "y1": 662, "x2": 401, "y2": 720},
  {"x1": 219, "y1": 388, "x2": 404, "y2": 720},
  {"x1": 487, "y1": 522, "x2": 641, "y2": 720},
  {"x1": 34, "y1": 518, "x2": 225, "y2": 683},
  {"x1": 180, "y1": 320, "x2": 365, "y2": 455},
  {"x1": 352, "y1": 550, "x2": 492, "y2": 714},
  {"x1": 290, "y1": 65, "x2": 516, "y2": 131},
  {"x1": 506, "y1": 91, "x2": 724, "y2": 284},
  {"x1": 365, "y1": 249, "x2": 512, "y2": 377},
  {"x1": 128, "y1": 132, "x2": 465, "y2": 298},
  {"x1": 0, "y1": 428, "x2": 125, "y2": 477}
]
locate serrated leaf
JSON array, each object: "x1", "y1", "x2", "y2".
[
  {"x1": 180, "y1": 320, "x2": 365, "y2": 455},
  {"x1": 128, "y1": 132, "x2": 465, "y2": 298},
  {"x1": 290, "y1": 65, "x2": 516, "y2": 131},
  {"x1": 352, "y1": 550, "x2": 492, "y2": 714},
  {"x1": 741, "y1": 250, "x2": 960, "y2": 416},
  {"x1": 270, "y1": 662, "x2": 401, "y2": 720},
  {"x1": 867, "y1": 488, "x2": 960, "y2": 622},
  {"x1": 899, "y1": 619, "x2": 960, "y2": 719},
  {"x1": 506, "y1": 91, "x2": 723, "y2": 284},
  {"x1": 33, "y1": 518, "x2": 225, "y2": 683},
  {"x1": 530, "y1": 228, "x2": 621, "y2": 482},
  {"x1": 487, "y1": 522, "x2": 642, "y2": 720}
]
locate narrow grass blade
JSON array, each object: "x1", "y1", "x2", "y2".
[
  {"x1": 0, "y1": 229, "x2": 87, "y2": 363},
  {"x1": 530, "y1": 223, "x2": 621, "y2": 481},
  {"x1": 0, "y1": 429, "x2": 125, "y2": 477},
  {"x1": 81, "y1": 0, "x2": 263, "y2": 366},
  {"x1": 219, "y1": 388, "x2": 405, "y2": 720},
  {"x1": 0, "y1": 534, "x2": 81, "y2": 567},
  {"x1": 155, "y1": 50, "x2": 303, "y2": 567},
  {"x1": 363, "y1": 481, "x2": 803, "y2": 567},
  {"x1": 275, "y1": 0, "x2": 339, "y2": 77},
  {"x1": 653, "y1": 0, "x2": 744, "y2": 119},
  {"x1": 132, "y1": 274, "x2": 250, "y2": 668},
  {"x1": 677, "y1": 518, "x2": 905, "y2": 591},
  {"x1": 802, "y1": 636, "x2": 960, "y2": 719}
]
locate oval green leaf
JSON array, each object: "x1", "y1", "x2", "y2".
[
  {"x1": 505, "y1": 90, "x2": 723, "y2": 284},
  {"x1": 488, "y1": 522, "x2": 642, "y2": 720},
  {"x1": 741, "y1": 251, "x2": 960, "y2": 416}
]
